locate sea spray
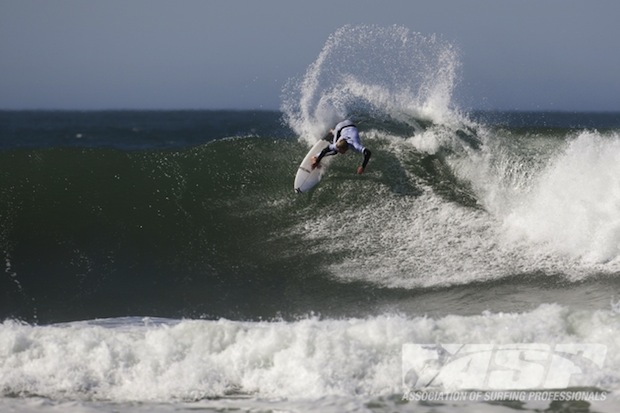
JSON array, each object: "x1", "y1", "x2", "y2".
[{"x1": 281, "y1": 25, "x2": 462, "y2": 144}]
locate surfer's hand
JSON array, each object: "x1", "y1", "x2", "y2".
[{"x1": 357, "y1": 166, "x2": 364, "y2": 174}]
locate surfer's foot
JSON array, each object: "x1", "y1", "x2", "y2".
[{"x1": 311, "y1": 156, "x2": 320, "y2": 169}]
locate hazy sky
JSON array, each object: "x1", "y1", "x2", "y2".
[{"x1": 1, "y1": 0, "x2": 619, "y2": 111}]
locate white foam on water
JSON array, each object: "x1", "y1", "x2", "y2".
[
  {"x1": 300, "y1": 185, "x2": 504, "y2": 289},
  {"x1": 500, "y1": 131, "x2": 620, "y2": 264},
  {"x1": 1, "y1": 304, "x2": 619, "y2": 404}
]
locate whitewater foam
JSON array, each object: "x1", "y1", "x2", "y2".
[
  {"x1": 1, "y1": 304, "x2": 618, "y2": 403},
  {"x1": 501, "y1": 131, "x2": 620, "y2": 264}
]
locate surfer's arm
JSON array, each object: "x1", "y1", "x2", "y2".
[{"x1": 357, "y1": 148, "x2": 372, "y2": 174}]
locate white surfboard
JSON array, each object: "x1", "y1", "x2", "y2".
[{"x1": 294, "y1": 140, "x2": 329, "y2": 193}]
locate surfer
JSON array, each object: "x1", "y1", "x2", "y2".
[{"x1": 311, "y1": 120, "x2": 372, "y2": 174}]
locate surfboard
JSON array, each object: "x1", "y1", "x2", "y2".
[{"x1": 294, "y1": 140, "x2": 329, "y2": 193}]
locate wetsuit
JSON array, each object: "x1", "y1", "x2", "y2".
[{"x1": 314, "y1": 120, "x2": 372, "y2": 170}]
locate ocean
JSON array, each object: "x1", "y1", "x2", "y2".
[{"x1": 2, "y1": 25, "x2": 620, "y2": 413}]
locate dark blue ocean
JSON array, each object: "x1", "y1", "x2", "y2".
[{"x1": 2, "y1": 25, "x2": 620, "y2": 413}]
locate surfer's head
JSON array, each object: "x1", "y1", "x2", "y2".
[{"x1": 336, "y1": 138, "x2": 349, "y2": 154}]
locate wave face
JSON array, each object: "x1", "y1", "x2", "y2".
[
  {"x1": 3, "y1": 111, "x2": 620, "y2": 323},
  {"x1": 2, "y1": 30, "x2": 620, "y2": 325}
]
